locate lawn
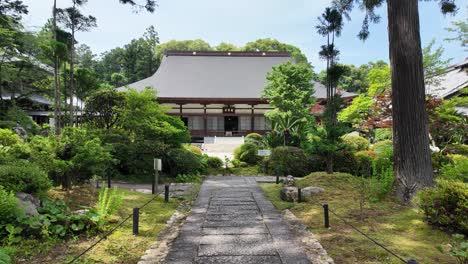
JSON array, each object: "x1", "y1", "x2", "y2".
[
  {"x1": 260, "y1": 172, "x2": 458, "y2": 264},
  {"x1": 13, "y1": 184, "x2": 198, "y2": 263}
]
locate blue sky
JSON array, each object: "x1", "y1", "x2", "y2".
[{"x1": 22, "y1": 0, "x2": 466, "y2": 71}]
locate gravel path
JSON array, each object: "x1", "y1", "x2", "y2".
[{"x1": 162, "y1": 176, "x2": 311, "y2": 264}]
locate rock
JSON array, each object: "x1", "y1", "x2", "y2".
[
  {"x1": 300, "y1": 187, "x2": 325, "y2": 202},
  {"x1": 283, "y1": 175, "x2": 295, "y2": 186},
  {"x1": 16, "y1": 193, "x2": 40, "y2": 216},
  {"x1": 13, "y1": 122, "x2": 27, "y2": 140},
  {"x1": 281, "y1": 186, "x2": 298, "y2": 202},
  {"x1": 74, "y1": 209, "x2": 89, "y2": 215}
]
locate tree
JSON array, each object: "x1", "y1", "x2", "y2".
[
  {"x1": 111, "y1": 72, "x2": 127, "y2": 87},
  {"x1": 75, "y1": 67, "x2": 99, "y2": 111},
  {"x1": 243, "y1": 38, "x2": 309, "y2": 65},
  {"x1": 215, "y1": 42, "x2": 239, "y2": 51},
  {"x1": 333, "y1": 0, "x2": 458, "y2": 202},
  {"x1": 119, "y1": 0, "x2": 156, "y2": 12},
  {"x1": 84, "y1": 87, "x2": 126, "y2": 130},
  {"x1": 445, "y1": 19, "x2": 468, "y2": 50},
  {"x1": 75, "y1": 44, "x2": 96, "y2": 68},
  {"x1": 154, "y1": 39, "x2": 212, "y2": 68},
  {"x1": 58, "y1": 0, "x2": 97, "y2": 125},
  {"x1": 262, "y1": 62, "x2": 315, "y2": 118},
  {"x1": 318, "y1": 63, "x2": 372, "y2": 93},
  {"x1": 423, "y1": 39, "x2": 451, "y2": 85}
]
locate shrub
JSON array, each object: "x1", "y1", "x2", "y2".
[
  {"x1": 374, "y1": 128, "x2": 392, "y2": 142},
  {"x1": 417, "y1": 180, "x2": 468, "y2": 234},
  {"x1": 4, "y1": 106, "x2": 39, "y2": 135},
  {"x1": 342, "y1": 134, "x2": 370, "y2": 151},
  {"x1": 307, "y1": 155, "x2": 326, "y2": 172},
  {"x1": 371, "y1": 140, "x2": 393, "y2": 158},
  {"x1": 165, "y1": 148, "x2": 203, "y2": 177},
  {"x1": 0, "y1": 186, "x2": 23, "y2": 225},
  {"x1": 355, "y1": 151, "x2": 377, "y2": 177},
  {"x1": 0, "y1": 129, "x2": 21, "y2": 146},
  {"x1": 184, "y1": 144, "x2": 203, "y2": 155},
  {"x1": 245, "y1": 133, "x2": 263, "y2": 145},
  {"x1": 206, "y1": 156, "x2": 223, "y2": 169},
  {"x1": 93, "y1": 187, "x2": 124, "y2": 226},
  {"x1": 234, "y1": 143, "x2": 260, "y2": 165},
  {"x1": 0, "y1": 161, "x2": 52, "y2": 195},
  {"x1": 440, "y1": 154, "x2": 468, "y2": 182},
  {"x1": 333, "y1": 150, "x2": 358, "y2": 174},
  {"x1": 175, "y1": 174, "x2": 202, "y2": 183},
  {"x1": 232, "y1": 159, "x2": 248, "y2": 168},
  {"x1": 0, "y1": 248, "x2": 11, "y2": 264},
  {"x1": 268, "y1": 146, "x2": 309, "y2": 177},
  {"x1": 444, "y1": 144, "x2": 468, "y2": 156}
]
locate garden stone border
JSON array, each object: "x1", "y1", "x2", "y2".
[{"x1": 282, "y1": 209, "x2": 334, "y2": 264}]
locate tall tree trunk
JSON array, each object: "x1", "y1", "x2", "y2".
[
  {"x1": 387, "y1": 0, "x2": 434, "y2": 203},
  {"x1": 69, "y1": 27, "x2": 75, "y2": 126},
  {"x1": 52, "y1": 0, "x2": 61, "y2": 135}
]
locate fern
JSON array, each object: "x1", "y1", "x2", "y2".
[{"x1": 95, "y1": 187, "x2": 123, "y2": 224}]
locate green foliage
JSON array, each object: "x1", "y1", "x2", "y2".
[
  {"x1": 423, "y1": 39, "x2": 452, "y2": 85},
  {"x1": 448, "y1": 234, "x2": 468, "y2": 264},
  {"x1": 445, "y1": 19, "x2": 468, "y2": 50},
  {"x1": 268, "y1": 146, "x2": 309, "y2": 177},
  {"x1": 371, "y1": 140, "x2": 393, "y2": 158},
  {"x1": 0, "y1": 247, "x2": 11, "y2": 264},
  {"x1": 338, "y1": 94, "x2": 373, "y2": 127},
  {"x1": 373, "y1": 128, "x2": 392, "y2": 142},
  {"x1": 263, "y1": 62, "x2": 315, "y2": 118},
  {"x1": 0, "y1": 161, "x2": 51, "y2": 195},
  {"x1": 183, "y1": 145, "x2": 202, "y2": 155},
  {"x1": 205, "y1": 156, "x2": 223, "y2": 169},
  {"x1": 440, "y1": 155, "x2": 468, "y2": 182},
  {"x1": 165, "y1": 148, "x2": 203, "y2": 177},
  {"x1": 245, "y1": 133, "x2": 263, "y2": 145},
  {"x1": 3, "y1": 107, "x2": 39, "y2": 135},
  {"x1": 430, "y1": 95, "x2": 468, "y2": 148},
  {"x1": 243, "y1": 38, "x2": 309, "y2": 65},
  {"x1": 28, "y1": 135, "x2": 67, "y2": 178},
  {"x1": 0, "y1": 186, "x2": 23, "y2": 225},
  {"x1": 445, "y1": 144, "x2": 468, "y2": 156},
  {"x1": 234, "y1": 143, "x2": 260, "y2": 165},
  {"x1": 231, "y1": 159, "x2": 248, "y2": 168},
  {"x1": 94, "y1": 187, "x2": 124, "y2": 226},
  {"x1": 333, "y1": 150, "x2": 358, "y2": 174},
  {"x1": 84, "y1": 87, "x2": 127, "y2": 130},
  {"x1": 417, "y1": 180, "x2": 468, "y2": 234},
  {"x1": 341, "y1": 134, "x2": 370, "y2": 151},
  {"x1": 266, "y1": 111, "x2": 311, "y2": 147},
  {"x1": 174, "y1": 174, "x2": 202, "y2": 183},
  {"x1": 0, "y1": 128, "x2": 21, "y2": 146}
]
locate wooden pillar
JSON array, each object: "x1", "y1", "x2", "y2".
[
  {"x1": 203, "y1": 104, "x2": 207, "y2": 136},
  {"x1": 251, "y1": 104, "x2": 255, "y2": 133},
  {"x1": 179, "y1": 104, "x2": 183, "y2": 117}
]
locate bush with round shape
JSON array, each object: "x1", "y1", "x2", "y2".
[
  {"x1": 0, "y1": 128, "x2": 21, "y2": 146},
  {"x1": 371, "y1": 140, "x2": 393, "y2": 158},
  {"x1": 333, "y1": 150, "x2": 359, "y2": 174},
  {"x1": 0, "y1": 161, "x2": 52, "y2": 195},
  {"x1": 206, "y1": 156, "x2": 223, "y2": 169},
  {"x1": 342, "y1": 134, "x2": 370, "y2": 151},
  {"x1": 234, "y1": 143, "x2": 260, "y2": 165},
  {"x1": 417, "y1": 179, "x2": 468, "y2": 234},
  {"x1": 268, "y1": 146, "x2": 309, "y2": 177},
  {"x1": 164, "y1": 148, "x2": 203, "y2": 177},
  {"x1": 245, "y1": 133, "x2": 263, "y2": 145},
  {"x1": 355, "y1": 151, "x2": 377, "y2": 177},
  {"x1": 440, "y1": 154, "x2": 468, "y2": 182},
  {"x1": 373, "y1": 128, "x2": 392, "y2": 142},
  {"x1": 184, "y1": 145, "x2": 203, "y2": 155}
]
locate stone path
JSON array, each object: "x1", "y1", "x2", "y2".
[{"x1": 163, "y1": 176, "x2": 311, "y2": 264}]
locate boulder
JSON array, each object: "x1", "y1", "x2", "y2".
[
  {"x1": 16, "y1": 193, "x2": 40, "y2": 216},
  {"x1": 300, "y1": 187, "x2": 325, "y2": 202},
  {"x1": 281, "y1": 186, "x2": 298, "y2": 202},
  {"x1": 283, "y1": 175, "x2": 295, "y2": 186}
]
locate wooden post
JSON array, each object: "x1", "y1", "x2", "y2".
[
  {"x1": 323, "y1": 203, "x2": 330, "y2": 228},
  {"x1": 251, "y1": 105, "x2": 255, "y2": 133},
  {"x1": 276, "y1": 175, "x2": 279, "y2": 184},
  {"x1": 107, "y1": 175, "x2": 111, "y2": 188},
  {"x1": 164, "y1": 184, "x2": 169, "y2": 203},
  {"x1": 204, "y1": 104, "x2": 207, "y2": 136},
  {"x1": 298, "y1": 188, "x2": 302, "y2": 203},
  {"x1": 133, "y1": 208, "x2": 139, "y2": 235}
]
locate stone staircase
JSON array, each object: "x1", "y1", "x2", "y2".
[{"x1": 202, "y1": 137, "x2": 244, "y2": 161}]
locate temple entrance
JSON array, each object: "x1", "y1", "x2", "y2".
[{"x1": 224, "y1": 116, "x2": 238, "y2": 132}]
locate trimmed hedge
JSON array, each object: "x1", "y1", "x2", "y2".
[
  {"x1": 0, "y1": 161, "x2": 52, "y2": 195},
  {"x1": 342, "y1": 134, "x2": 370, "y2": 151},
  {"x1": 234, "y1": 143, "x2": 260, "y2": 165},
  {"x1": 164, "y1": 148, "x2": 203, "y2": 177},
  {"x1": 268, "y1": 146, "x2": 309, "y2": 177},
  {"x1": 206, "y1": 156, "x2": 223, "y2": 169},
  {"x1": 417, "y1": 180, "x2": 468, "y2": 234}
]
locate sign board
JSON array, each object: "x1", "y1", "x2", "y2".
[
  {"x1": 257, "y1": 149, "x2": 271, "y2": 157},
  {"x1": 154, "y1": 158, "x2": 162, "y2": 171}
]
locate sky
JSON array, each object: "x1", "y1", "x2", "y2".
[{"x1": 21, "y1": 0, "x2": 467, "y2": 71}]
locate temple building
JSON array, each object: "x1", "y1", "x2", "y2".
[{"x1": 122, "y1": 50, "x2": 356, "y2": 140}]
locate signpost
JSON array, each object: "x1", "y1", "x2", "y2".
[{"x1": 153, "y1": 158, "x2": 162, "y2": 195}]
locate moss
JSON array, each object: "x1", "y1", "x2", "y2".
[{"x1": 259, "y1": 172, "x2": 457, "y2": 264}]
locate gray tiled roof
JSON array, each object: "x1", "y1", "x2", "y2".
[
  {"x1": 426, "y1": 58, "x2": 468, "y2": 98},
  {"x1": 121, "y1": 51, "x2": 292, "y2": 99}
]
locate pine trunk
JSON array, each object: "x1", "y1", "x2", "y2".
[
  {"x1": 69, "y1": 27, "x2": 75, "y2": 126},
  {"x1": 52, "y1": 0, "x2": 61, "y2": 135},
  {"x1": 387, "y1": 0, "x2": 434, "y2": 203}
]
